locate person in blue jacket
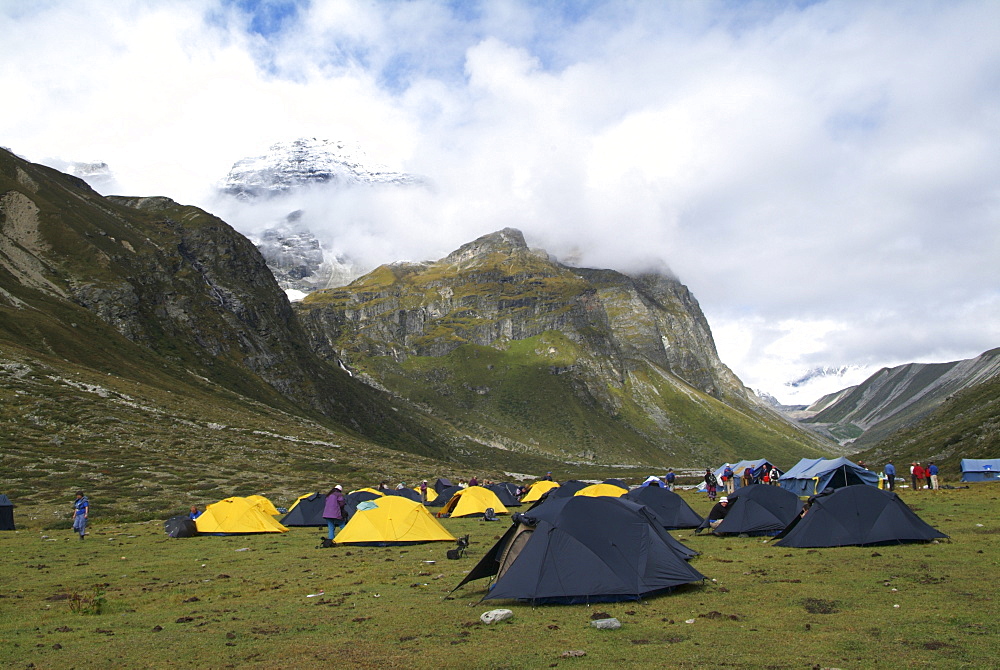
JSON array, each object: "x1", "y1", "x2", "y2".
[
  {"x1": 884, "y1": 462, "x2": 896, "y2": 491},
  {"x1": 928, "y1": 462, "x2": 939, "y2": 490},
  {"x1": 73, "y1": 491, "x2": 88, "y2": 539}
]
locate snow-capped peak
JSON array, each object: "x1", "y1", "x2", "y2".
[{"x1": 218, "y1": 137, "x2": 420, "y2": 199}]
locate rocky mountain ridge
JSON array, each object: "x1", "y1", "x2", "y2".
[
  {"x1": 295, "y1": 227, "x2": 834, "y2": 466},
  {"x1": 795, "y1": 348, "x2": 1000, "y2": 447}
]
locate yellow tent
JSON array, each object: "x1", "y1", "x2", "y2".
[
  {"x1": 520, "y1": 480, "x2": 560, "y2": 503},
  {"x1": 439, "y1": 486, "x2": 509, "y2": 518},
  {"x1": 195, "y1": 497, "x2": 289, "y2": 534},
  {"x1": 335, "y1": 496, "x2": 454, "y2": 545},
  {"x1": 574, "y1": 483, "x2": 629, "y2": 498},
  {"x1": 245, "y1": 494, "x2": 280, "y2": 516},
  {"x1": 414, "y1": 486, "x2": 438, "y2": 502}
]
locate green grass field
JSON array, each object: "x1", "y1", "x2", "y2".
[{"x1": 2, "y1": 484, "x2": 997, "y2": 669}]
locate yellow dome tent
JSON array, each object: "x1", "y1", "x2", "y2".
[
  {"x1": 335, "y1": 496, "x2": 455, "y2": 545},
  {"x1": 439, "y1": 486, "x2": 509, "y2": 518},
  {"x1": 520, "y1": 480, "x2": 560, "y2": 503},
  {"x1": 195, "y1": 497, "x2": 289, "y2": 534},
  {"x1": 574, "y1": 483, "x2": 629, "y2": 498},
  {"x1": 245, "y1": 494, "x2": 280, "y2": 516},
  {"x1": 414, "y1": 486, "x2": 438, "y2": 502}
]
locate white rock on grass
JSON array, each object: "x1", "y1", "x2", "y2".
[
  {"x1": 590, "y1": 618, "x2": 621, "y2": 630},
  {"x1": 480, "y1": 609, "x2": 514, "y2": 625}
]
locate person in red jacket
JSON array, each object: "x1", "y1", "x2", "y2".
[{"x1": 912, "y1": 463, "x2": 926, "y2": 490}]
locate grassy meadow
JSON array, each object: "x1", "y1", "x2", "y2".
[{"x1": 1, "y1": 483, "x2": 997, "y2": 669}]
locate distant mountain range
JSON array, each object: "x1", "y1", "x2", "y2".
[{"x1": 785, "y1": 349, "x2": 1000, "y2": 456}]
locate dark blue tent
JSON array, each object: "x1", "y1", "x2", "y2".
[
  {"x1": 485, "y1": 483, "x2": 521, "y2": 507},
  {"x1": 623, "y1": 486, "x2": 703, "y2": 529},
  {"x1": 280, "y1": 493, "x2": 326, "y2": 526},
  {"x1": 547, "y1": 480, "x2": 590, "y2": 498},
  {"x1": 779, "y1": 457, "x2": 879, "y2": 496},
  {"x1": 0, "y1": 494, "x2": 15, "y2": 531},
  {"x1": 345, "y1": 490, "x2": 382, "y2": 518},
  {"x1": 426, "y1": 485, "x2": 461, "y2": 508},
  {"x1": 698, "y1": 484, "x2": 803, "y2": 536},
  {"x1": 164, "y1": 515, "x2": 198, "y2": 538},
  {"x1": 433, "y1": 478, "x2": 454, "y2": 494},
  {"x1": 453, "y1": 496, "x2": 704, "y2": 604},
  {"x1": 775, "y1": 485, "x2": 948, "y2": 547},
  {"x1": 386, "y1": 487, "x2": 423, "y2": 503},
  {"x1": 960, "y1": 459, "x2": 1000, "y2": 482}
]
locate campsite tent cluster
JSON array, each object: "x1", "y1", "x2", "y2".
[{"x1": 149, "y1": 461, "x2": 956, "y2": 604}]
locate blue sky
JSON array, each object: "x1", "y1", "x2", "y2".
[{"x1": 2, "y1": 0, "x2": 999, "y2": 403}]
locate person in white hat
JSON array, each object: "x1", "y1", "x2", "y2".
[{"x1": 708, "y1": 496, "x2": 730, "y2": 530}]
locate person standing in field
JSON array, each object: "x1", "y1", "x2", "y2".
[
  {"x1": 419, "y1": 480, "x2": 428, "y2": 503},
  {"x1": 884, "y1": 462, "x2": 896, "y2": 491},
  {"x1": 664, "y1": 468, "x2": 676, "y2": 491},
  {"x1": 927, "y1": 463, "x2": 939, "y2": 490},
  {"x1": 323, "y1": 485, "x2": 347, "y2": 540},
  {"x1": 723, "y1": 464, "x2": 735, "y2": 494},
  {"x1": 704, "y1": 468, "x2": 718, "y2": 501},
  {"x1": 913, "y1": 463, "x2": 926, "y2": 490},
  {"x1": 73, "y1": 491, "x2": 88, "y2": 539},
  {"x1": 910, "y1": 463, "x2": 918, "y2": 489}
]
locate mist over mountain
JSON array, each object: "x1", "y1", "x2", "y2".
[{"x1": 207, "y1": 138, "x2": 427, "y2": 296}]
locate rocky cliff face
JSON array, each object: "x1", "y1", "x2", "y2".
[{"x1": 296, "y1": 228, "x2": 832, "y2": 465}]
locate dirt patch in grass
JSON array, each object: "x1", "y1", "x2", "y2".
[{"x1": 801, "y1": 598, "x2": 840, "y2": 615}]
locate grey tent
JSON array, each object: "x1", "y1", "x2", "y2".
[
  {"x1": 775, "y1": 485, "x2": 948, "y2": 547},
  {"x1": 453, "y1": 496, "x2": 703, "y2": 604},
  {"x1": 0, "y1": 494, "x2": 14, "y2": 531}
]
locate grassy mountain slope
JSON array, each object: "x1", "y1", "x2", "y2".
[
  {"x1": 297, "y1": 229, "x2": 834, "y2": 468},
  {"x1": 853, "y1": 371, "x2": 1000, "y2": 473}
]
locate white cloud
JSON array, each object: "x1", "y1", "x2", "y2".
[{"x1": 2, "y1": 0, "x2": 999, "y2": 404}]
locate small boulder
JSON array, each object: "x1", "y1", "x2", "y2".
[
  {"x1": 480, "y1": 609, "x2": 514, "y2": 625},
  {"x1": 590, "y1": 618, "x2": 621, "y2": 630}
]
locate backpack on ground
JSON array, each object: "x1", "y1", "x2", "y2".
[{"x1": 447, "y1": 534, "x2": 470, "y2": 559}]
